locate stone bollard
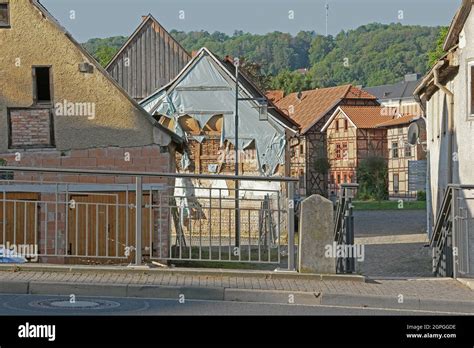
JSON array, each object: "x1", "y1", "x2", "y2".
[{"x1": 298, "y1": 194, "x2": 336, "y2": 274}]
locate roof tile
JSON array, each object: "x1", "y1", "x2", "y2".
[{"x1": 276, "y1": 85, "x2": 377, "y2": 133}]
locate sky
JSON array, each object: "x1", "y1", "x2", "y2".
[{"x1": 40, "y1": 0, "x2": 462, "y2": 42}]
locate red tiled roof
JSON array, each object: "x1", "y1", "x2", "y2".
[
  {"x1": 339, "y1": 105, "x2": 396, "y2": 129},
  {"x1": 376, "y1": 114, "x2": 418, "y2": 127},
  {"x1": 266, "y1": 90, "x2": 284, "y2": 103},
  {"x1": 276, "y1": 85, "x2": 377, "y2": 134}
]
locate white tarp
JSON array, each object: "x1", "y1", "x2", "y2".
[{"x1": 141, "y1": 52, "x2": 287, "y2": 176}]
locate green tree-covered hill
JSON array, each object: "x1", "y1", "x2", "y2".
[{"x1": 83, "y1": 23, "x2": 443, "y2": 93}]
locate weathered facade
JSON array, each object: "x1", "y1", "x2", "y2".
[
  {"x1": 321, "y1": 106, "x2": 392, "y2": 195},
  {"x1": 276, "y1": 85, "x2": 379, "y2": 197},
  {"x1": 0, "y1": 0, "x2": 181, "y2": 263},
  {"x1": 106, "y1": 14, "x2": 190, "y2": 101},
  {"x1": 415, "y1": 0, "x2": 474, "y2": 277}
]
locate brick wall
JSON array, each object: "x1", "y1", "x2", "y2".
[
  {"x1": 0, "y1": 144, "x2": 173, "y2": 264},
  {"x1": 9, "y1": 109, "x2": 52, "y2": 148}
]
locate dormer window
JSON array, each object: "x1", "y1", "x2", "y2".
[{"x1": 0, "y1": 3, "x2": 9, "y2": 27}]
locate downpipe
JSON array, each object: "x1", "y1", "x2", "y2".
[{"x1": 433, "y1": 60, "x2": 457, "y2": 278}]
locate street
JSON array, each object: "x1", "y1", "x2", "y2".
[{"x1": 0, "y1": 294, "x2": 463, "y2": 316}]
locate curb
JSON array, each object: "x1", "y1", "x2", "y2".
[
  {"x1": 0, "y1": 264, "x2": 366, "y2": 282},
  {"x1": 457, "y1": 278, "x2": 474, "y2": 290},
  {"x1": 1, "y1": 280, "x2": 473, "y2": 314}
]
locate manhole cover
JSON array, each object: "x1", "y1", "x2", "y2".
[{"x1": 29, "y1": 299, "x2": 121, "y2": 310}]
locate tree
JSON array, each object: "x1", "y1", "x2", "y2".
[
  {"x1": 94, "y1": 46, "x2": 118, "y2": 67},
  {"x1": 427, "y1": 27, "x2": 449, "y2": 68},
  {"x1": 356, "y1": 156, "x2": 388, "y2": 201}
]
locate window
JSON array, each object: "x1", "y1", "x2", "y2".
[
  {"x1": 342, "y1": 143, "x2": 348, "y2": 160},
  {"x1": 335, "y1": 143, "x2": 342, "y2": 159},
  {"x1": 330, "y1": 175, "x2": 335, "y2": 185},
  {"x1": 0, "y1": 3, "x2": 9, "y2": 27},
  {"x1": 337, "y1": 174, "x2": 341, "y2": 184},
  {"x1": 344, "y1": 119, "x2": 348, "y2": 131},
  {"x1": 300, "y1": 144, "x2": 304, "y2": 155},
  {"x1": 392, "y1": 142, "x2": 399, "y2": 158},
  {"x1": 404, "y1": 145, "x2": 412, "y2": 158},
  {"x1": 33, "y1": 67, "x2": 52, "y2": 104},
  {"x1": 335, "y1": 120, "x2": 339, "y2": 131},
  {"x1": 393, "y1": 174, "x2": 399, "y2": 193},
  {"x1": 343, "y1": 173, "x2": 347, "y2": 183},
  {"x1": 298, "y1": 170, "x2": 305, "y2": 190}
]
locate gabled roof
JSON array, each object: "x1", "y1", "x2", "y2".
[
  {"x1": 444, "y1": 0, "x2": 473, "y2": 51},
  {"x1": 105, "y1": 14, "x2": 190, "y2": 70},
  {"x1": 141, "y1": 47, "x2": 299, "y2": 131},
  {"x1": 276, "y1": 85, "x2": 377, "y2": 134},
  {"x1": 321, "y1": 105, "x2": 395, "y2": 132},
  {"x1": 31, "y1": 1, "x2": 182, "y2": 144}
]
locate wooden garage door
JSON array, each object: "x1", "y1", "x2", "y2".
[
  {"x1": 0, "y1": 193, "x2": 39, "y2": 247},
  {"x1": 66, "y1": 192, "x2": 154, "y2": 260}
]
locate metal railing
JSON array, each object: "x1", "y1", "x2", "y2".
[
  {"x1": 334, "y1": 183, "x2": 358, "y2": 274},
  {"x1": 0, "y1": 166, "x2": 298, "y2": 271},
  {"x1": 432, "y1": 184, "x2": 474, "y2": 278}
]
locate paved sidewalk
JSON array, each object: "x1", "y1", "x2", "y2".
[{"x1": 0, "y1": 265, "x2": 472, "y2": 312}]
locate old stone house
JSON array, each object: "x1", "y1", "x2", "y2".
[
  {"x1": 276, "y1": 85, "x2": 379, "y2": 197},
  {"x1": 320, "y1": 106, "x2": 393, "y2": 196},
  {"x1": 0, "y1": 0, "x2": 181, "y2": 263}
]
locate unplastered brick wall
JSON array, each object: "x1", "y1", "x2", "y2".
[
  {"x1": 10, "y1": 109, "x2": 52, "y2": 148},
  {"x1": 0, "y1": 145, "x2": 172, "y2": 184},
  {"x1": 0, "y1": 144, "x2": 174, "y2": 264}
]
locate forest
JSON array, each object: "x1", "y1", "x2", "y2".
[{"x1": 83, "y1": 23, "x2": 446, "y2": 94}]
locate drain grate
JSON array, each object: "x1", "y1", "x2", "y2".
[{"x1": 29, "y1": 299, "x2": 121, "y2": 310}]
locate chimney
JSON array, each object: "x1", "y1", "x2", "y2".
[{"x1": 297, "y1": 91, "x2": 303, "y2": 101}]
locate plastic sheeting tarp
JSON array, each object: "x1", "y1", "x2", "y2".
[{"x1": 141, "y1": 53, "x2": 287, "y2": 176}]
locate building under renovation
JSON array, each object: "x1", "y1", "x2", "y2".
[{"x1": 140, "y1": 47, "x2": 299, "y2": 252}]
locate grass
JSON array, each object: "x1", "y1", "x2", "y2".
[{"x1": 352, "y1": 200, "x2": 426, "y2": 211}]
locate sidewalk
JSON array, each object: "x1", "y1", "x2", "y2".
[{"x1": 0, "y1": 264, "x2": 473, "y2": 313}]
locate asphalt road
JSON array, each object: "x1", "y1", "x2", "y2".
[{"x1": 0, "y1": 294, "x2": 458, "y2": 316}]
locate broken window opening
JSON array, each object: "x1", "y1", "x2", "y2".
[
  {"x1": 33, "y1": 67, "x2": 52, "y2": 104},
  {"x1": 0, "y1": 3, "x2": 9, "y2": 27}
]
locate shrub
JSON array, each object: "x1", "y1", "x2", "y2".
[
  {"x1": 356, "y1": 156, "x2": 388, "y2": 201},
  {"x1": 417, "y1": 190, "x2": 426, "y2": 201}
]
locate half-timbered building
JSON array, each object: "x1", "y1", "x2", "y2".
[
  {"x1": 276, "y1": 85, "x2": 379, "y2": 197},
  {"x1": 321, "y1": 106, "x2": 393, "y2": 195}
]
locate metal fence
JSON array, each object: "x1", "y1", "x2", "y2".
[
  {"x1": 334, "y1": 183, "x2": 358, "y2": 274},
  {"x1": 0, "y1": 166, "x2": 297, "y2": 271},
  {"x1": 432, "y1": 184, "x2": 474, "y2": 278}
]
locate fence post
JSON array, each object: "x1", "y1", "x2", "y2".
[
  {"x1": 135, "y1": 176, "x2": 143, "y2": 265},
  {"x1": 451, "y1": 187, "x2": 458, "y2": 278},
  {"x1": 287, "y1": 181, "x2": 295, "y2": 271}
]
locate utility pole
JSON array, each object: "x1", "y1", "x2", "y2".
[
  {"x1": 234, "y1": 57, "x2": 240, "y2": 248},
  {"x1": 325, "y1": 1, "x2": 329, "y2": 37}
]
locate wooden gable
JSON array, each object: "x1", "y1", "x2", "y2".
[{"x1": 106, "y1": 15, "x2": 191, "y2": 101}]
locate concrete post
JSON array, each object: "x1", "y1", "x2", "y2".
[{"x1": 298, "y1": 194, "x2": 335, "y2": 274}]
